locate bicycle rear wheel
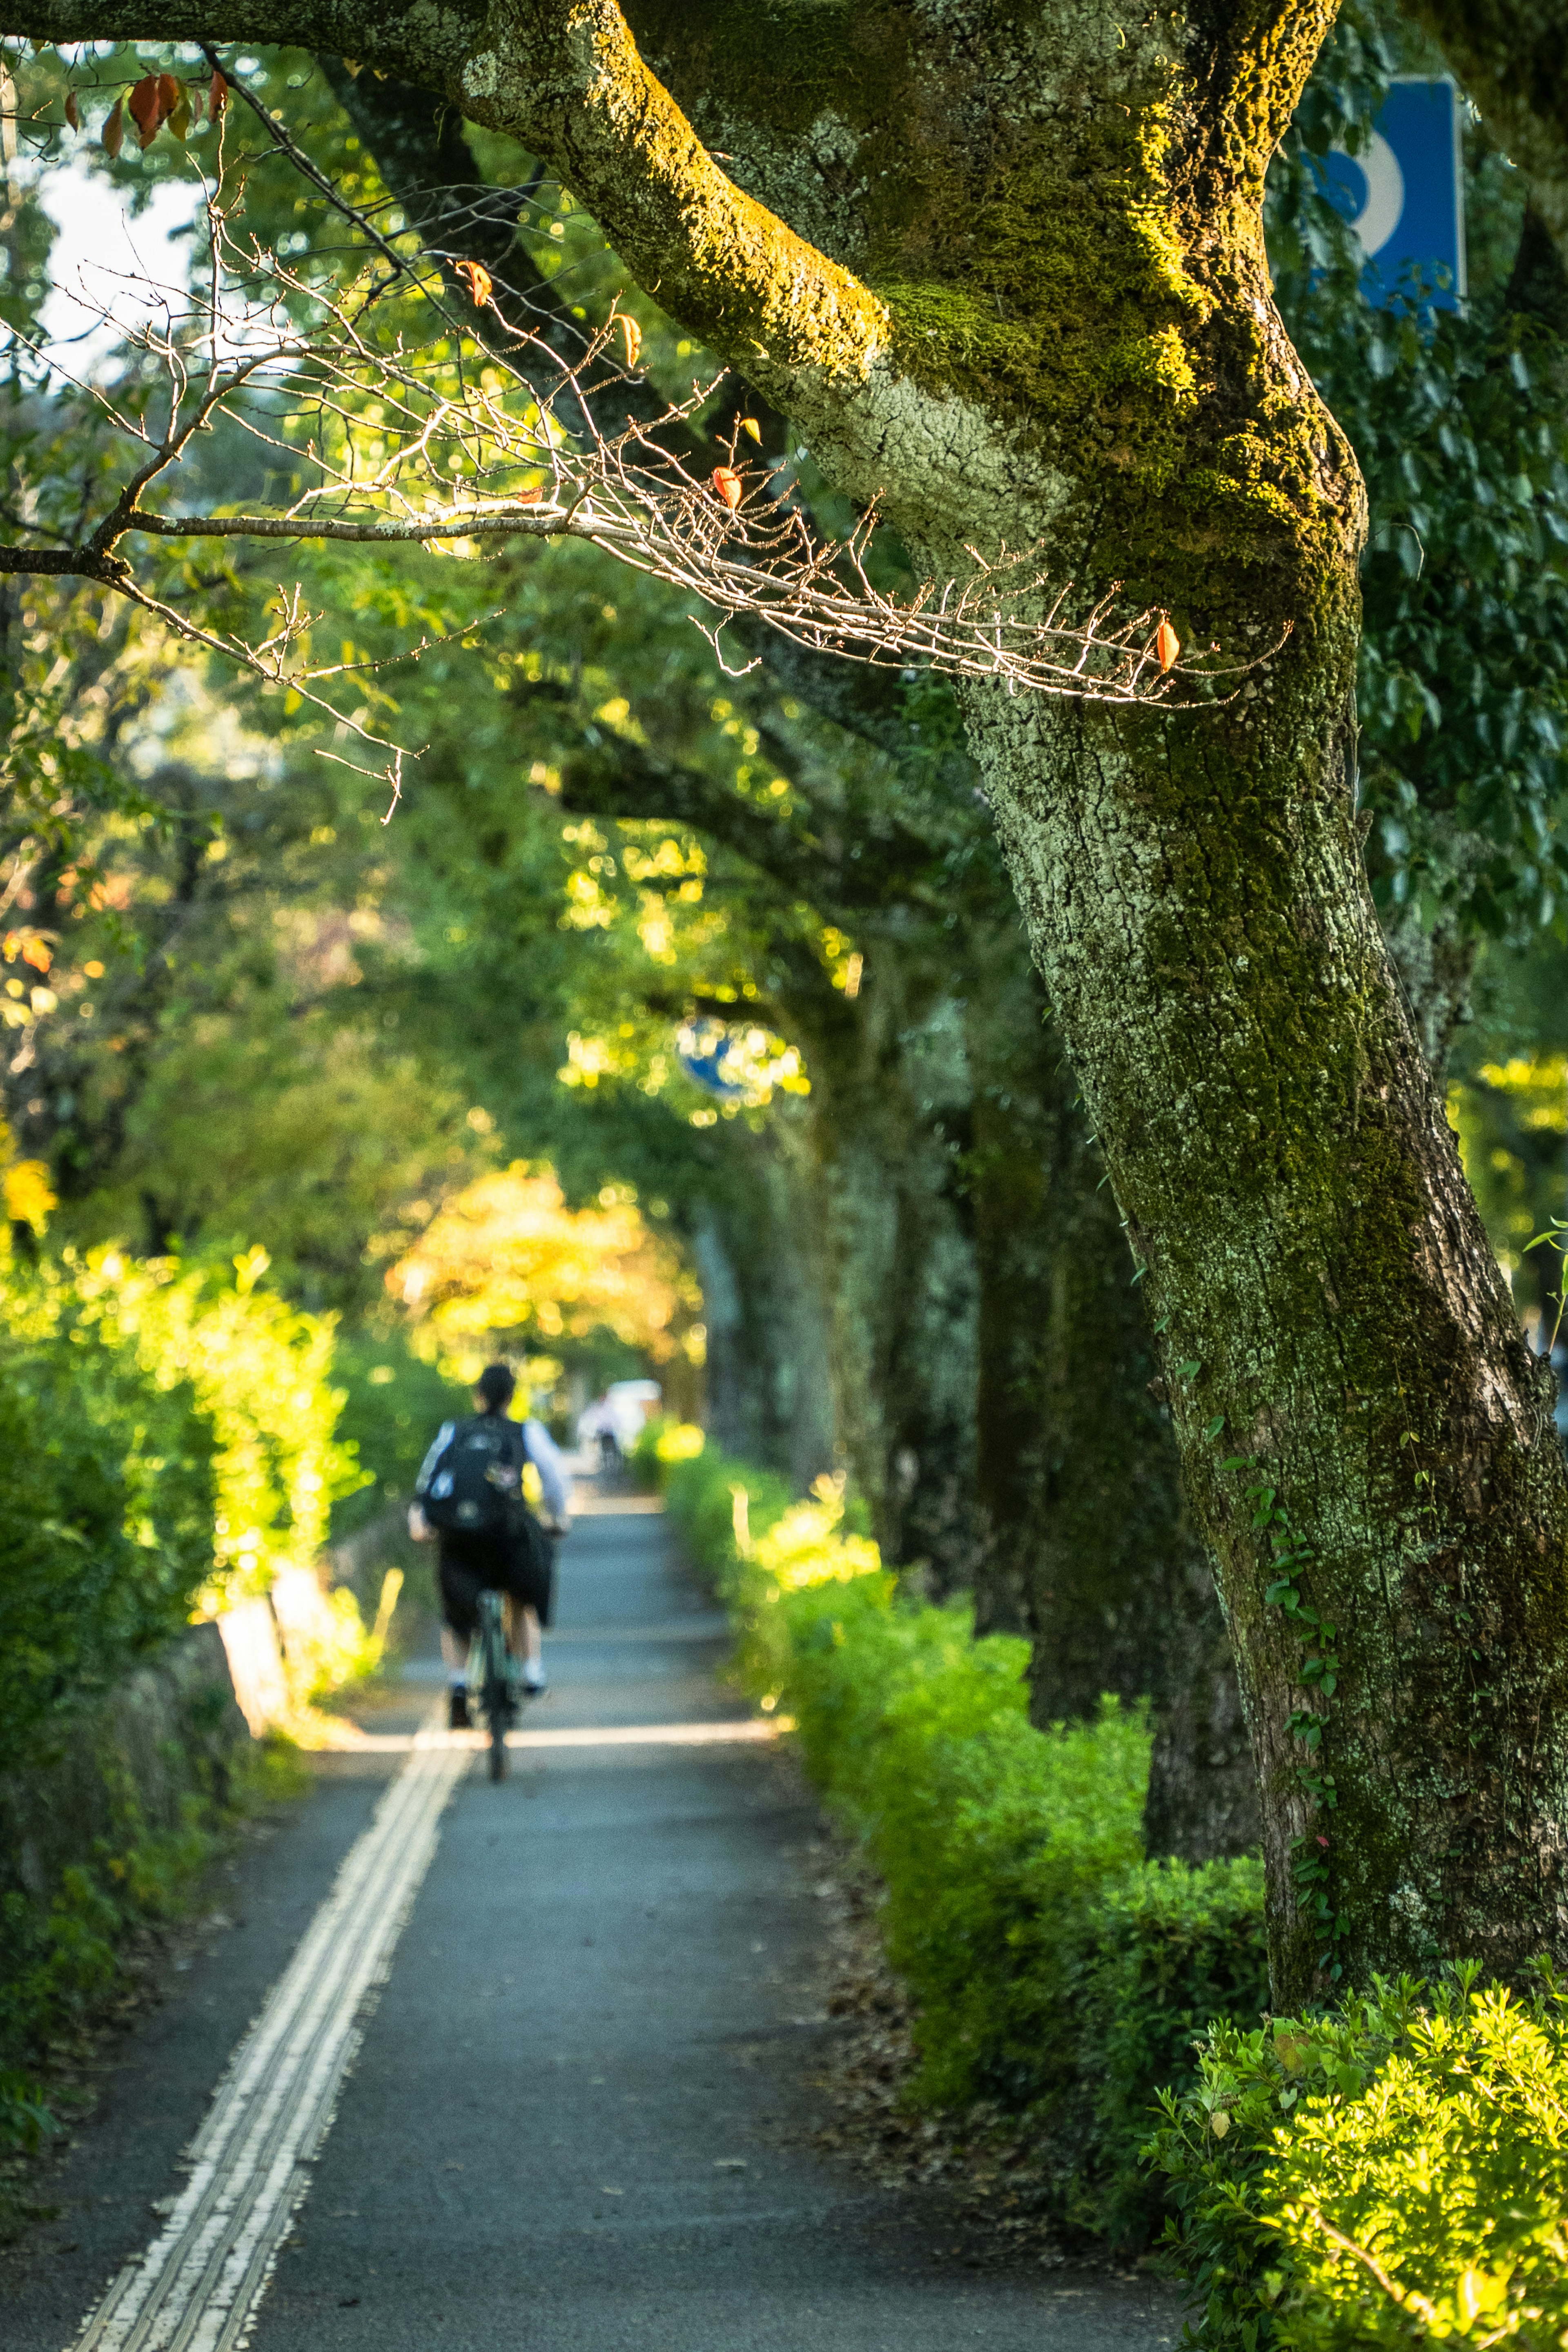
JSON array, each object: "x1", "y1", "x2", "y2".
[{"x1": 483, "y1": 1626, "x2": 510, "y2": 1782}]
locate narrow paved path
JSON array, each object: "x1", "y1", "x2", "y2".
[{"x1": 8, "y1": 1496, "x2": 1177, "y2": 2351}]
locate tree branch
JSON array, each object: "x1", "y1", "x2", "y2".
[
  {"x1": 16, "y1": 2, "x2": 888, "y2": 402},
  {"x1": 557, "y1": 732, "x2": 939, "y2": 912}
]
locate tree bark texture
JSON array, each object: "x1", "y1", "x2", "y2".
[
  {"x1": 20, "y1": 0, "x2": 1568, "y2": 2002},
  {"x1": 692, "y1": 1132, "x2": 837, "y2": 1491},
  {"x1": 790, "y1": 956, "x2": 980, "y2": 1588},
  {"x1": 967, "y1": 954, "x2": 1259, "y2": 1861}
]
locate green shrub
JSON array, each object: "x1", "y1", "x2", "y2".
[
  {"x1": 1146, "y1": 1965, "x2": 1568, "y2": 2350},
  {"x1": 1066, "y1": 1857, "x2": 1270, "y2": 2250},
  {"x1": 664, "y1": 1432, "x2": 1270, "y2": 2251},
  {"x1": 629, "y1": 1415, "x2": 707, "y2": 1485},
  {"x1": 0, "y1": 1732, "x2": 305, "y2": 2177},
  {"x1": 0, "y1": 1305, "x2": 214, "y2": 1774},
  {"x1": 64, "y1": 1245, "x2": 369, "y2": 1604}
]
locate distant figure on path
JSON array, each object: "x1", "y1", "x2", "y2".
[
  {"x1": 576, "y1": 1392, "x2": 619, "y2": 1468},
  {"x1": 577, "y1": 1379, "x2": 661, "y2": 1468}
]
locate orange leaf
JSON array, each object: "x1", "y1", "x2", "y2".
[
  {"x1": 1156, "y1": 618, "x2": 1180, "y2": 673},
  {"x1": 102, "y1": 96, "x2": 124, "y2": 158},
  {"x1": 617, "y1": 314, "x2": 642, "y2": 369},
  {"x1": 20, "y1": 938, "x2": 51, "y2": 974},
  {"x1": 454, "y1": 258, "x2": 493, "y2": 307},
  {"x1": 712, "y1": 466, "x2": 743, "y2": 513},
  {"x1": 64, "y1": 88, "x2": 79, "y2": 131},
  {"x1": 209, "y1": 67, "x2": 229, "y2": 115},
  {"x1": 128, "y1": 76, "x2": 161, "y2": 148},
  {"x1": 156, "y1": 72, "x2": 180, "y2": 123}
]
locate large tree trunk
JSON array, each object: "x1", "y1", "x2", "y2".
[
  {"x1": 800, "y1": 951, "x2": 980, "y2": 1588},
  {"x1": 969, "y1": 955, "x2": 1259, "y2": 1861},
  {"x1": 693, "y1": 1130, "x2": 837, "y2": 1490},
  {"x1": 978, "y1": 675, "x2": 1568, "y2": 1998}
]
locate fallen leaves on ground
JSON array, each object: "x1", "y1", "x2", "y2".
[{"x1": 800, "y1": 1837, "x2": 1069, "y2": 2270}]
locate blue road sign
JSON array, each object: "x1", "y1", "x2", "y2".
[
  {"x1": 1316, "y1": 77, "x2": 1466, "y2": 311},
  {"x1": 676, "y1": 1018, "x2": 746, "y2": 1100}
]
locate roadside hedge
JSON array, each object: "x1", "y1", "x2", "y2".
[
  {"x1": 0, "y1": 1243, "x2": 375, "y2": 1771},
  {"x1": 639, "y1": 1425, "x2": 1270, "y2": 2250},
  {"x1": 644, "y1": 1425, "x2": 1568, "y2": 2336}
]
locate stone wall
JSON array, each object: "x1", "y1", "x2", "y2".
[{"x1": 0, "y1": 1623, "x2": 251, "y2": 1918}]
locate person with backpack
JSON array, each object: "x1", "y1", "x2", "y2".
[{"x1": 408, "y1": 1362, "x2": 572, "y2": 1728}]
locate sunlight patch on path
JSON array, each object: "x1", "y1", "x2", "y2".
[{"x1": 345, "y1": 1719, "x2": 784, "y2": 1753}]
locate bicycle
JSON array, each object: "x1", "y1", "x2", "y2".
[{"x1": 467, "y1": 1588, "x2": 520, "y2": 1782}]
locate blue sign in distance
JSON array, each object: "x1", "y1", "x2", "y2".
[
  {"x1": 1315, "y1": 77, "x2": 1466, "y2": 311},
  {"x1": 676, "y1": 1017, "x2": 746, "y2": 1100}
]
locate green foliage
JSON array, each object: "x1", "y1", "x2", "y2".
[
  {"x1": 58, "y1": 1245, "x2": 369, "y2": 1602},
  {"x1": 0, "y1": 1733, "x2": 304, "y2": 2191},
  {"x1": 0, "y1": 1286, "x2": 214, "y2": 1774},
  {"x1": 1269, "y1": 3, "x2": 1568, "y2": 941},
  {"x1": 0, "y1": 1237, "x2": 373, "y2": 1773},
  {"x1": 1147, "y1": 1967, "x2": 1568, "y2": 2350},
  {"x1": 662, "y1": 1437, "x2": 1269, "y2": 2250},
  {"x1": 0, "y1": 2071, "x2": 55, "y2": 2157},
  {"x1": 629, "y1": 1414, "x2": 707, "y2": 1481},
  {"x1": 327, "y1": 1325, "x2": 472, "y2": 1539}
]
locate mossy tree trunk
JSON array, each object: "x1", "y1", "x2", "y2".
[
  {"x1": 692, "y1": 1135, "x2": 837, "y2": 1491},
  {"x1": 806, "y1": 960, "x2": 979, "y2": 1588},
  {"x1": 24, "y1": 0, "x2": 1568, "y2": 2000},
  {"x1": 968, "y1": 953, "x2": 1259, "y2": 1860}
]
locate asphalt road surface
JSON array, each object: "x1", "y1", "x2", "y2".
[{"x1": 7, "y1": 1493, "x2": 1178, "y2": 2352}]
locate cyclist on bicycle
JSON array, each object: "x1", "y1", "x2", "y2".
[{"x1": 409, "y1": 1363, "x2": 571, "y2": 1729}]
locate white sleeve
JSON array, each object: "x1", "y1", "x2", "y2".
[
  {"x1": 414, "y1": 1422, "x2": 456, "y2": 1495},
  {"x1": 523, "y1": 1421, "x2": 572, "y2": 1521}
]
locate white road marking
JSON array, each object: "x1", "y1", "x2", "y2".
[{"x1": 70, "y1": 1713, "x2": 468, "y2": 2352}]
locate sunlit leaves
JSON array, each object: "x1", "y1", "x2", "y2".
[{"x1": 384, "y1": 1163, "x2": 698, "y2": 1367}]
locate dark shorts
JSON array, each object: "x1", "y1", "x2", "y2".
[{"x1": 437, "y1": 1526, "x2": 553, "y2": 1637}]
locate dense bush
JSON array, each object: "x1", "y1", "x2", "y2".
[
  {"x1": 1147, "y1": 1967, "x2": 1568, "y2": 2350},
  {"x1": 654, "y1": 1435, "x2": 1271, "y2": 2250},
  {"x1": 0, "y1": 1242, "x2": 374, "y2": 1768},
  {"x1": 0, "y1": 1300, "x2": 214, "y2": 1775},
  {"x1": 659, "y1": 1438, "x2": 1568, "y2": 2312},
  {"x1": 64, "y1": 1245, "x2": 368, "y2": 1604}
]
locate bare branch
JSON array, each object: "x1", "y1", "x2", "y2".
[{"x1": 4, "y1": 200, "x2": 1277, "y2": 753}]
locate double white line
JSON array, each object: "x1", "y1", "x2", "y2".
[{"x1": 73, "y1": 1719, "x2": 468, "y2": 2352}]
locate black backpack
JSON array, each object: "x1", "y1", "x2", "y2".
[{"x1": 419, "y1": 1415, "x2": 524, "y2": 1534}]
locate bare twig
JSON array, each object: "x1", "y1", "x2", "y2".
[{"x1": 4, "y1": 199, "x2": 1284, "y2": 759}]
